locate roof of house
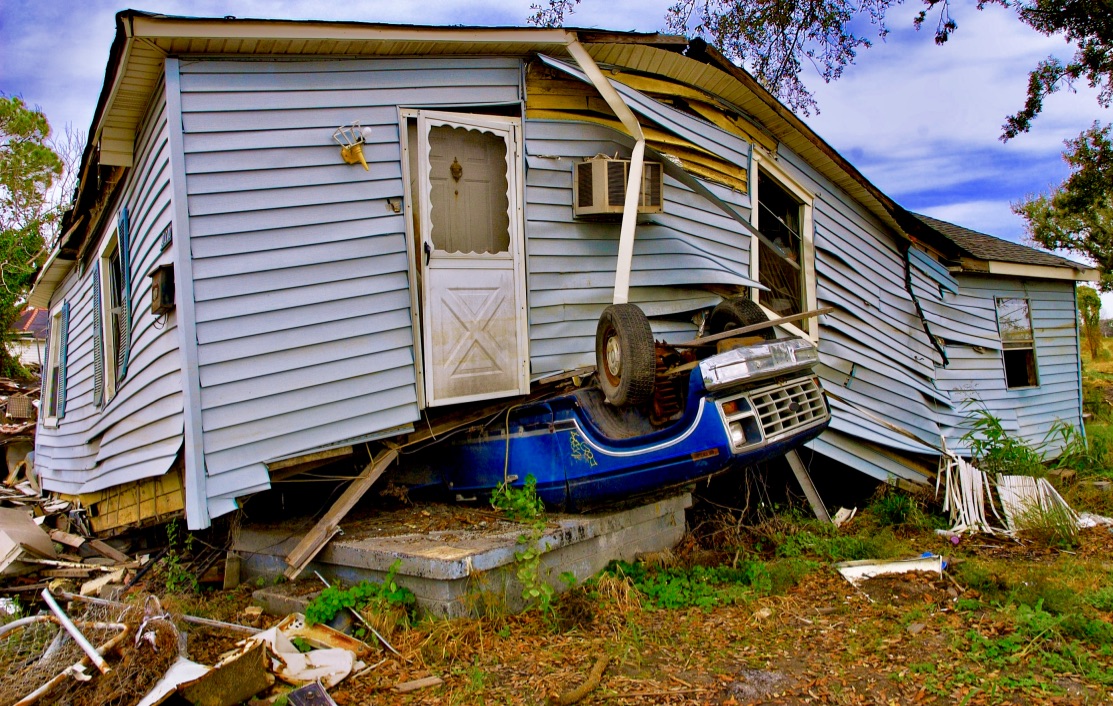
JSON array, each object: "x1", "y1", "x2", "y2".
[
  {"x1": 914, "y1": 213, "x2": 1094, "y2": 271},
  {"x1": 12, "y1": 308, "x2": 50, "y2": 339}
]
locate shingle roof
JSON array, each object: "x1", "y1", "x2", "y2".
[
  {"x1": 12, "y1": 308, "x2": 49, "y2": 339},
  {"x1": 914, "y1": 213, "x2": 1093, "y2": 270}
]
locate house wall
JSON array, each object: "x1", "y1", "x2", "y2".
[
  {"x1": 175, "y1": 57, "x2": 524, "y2": 515},
  {"x1": 935, "y1": 275, "x2": 1083, "y2": 455},
  {"x1": 36, "y1": 79, "x2": 186, "y2": 496},
  {"x1": 523, "y1": 119, "x2": 755, "y2": 377}
]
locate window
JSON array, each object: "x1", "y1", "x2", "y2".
[
  {"x1": 42, "y1": 302, "x2": 69, "y2": 425},
  {"x1": 996, "y1": 297, "x2": 1039, "y2": 389},
  {"x1": 749, "y1": 154, "x2": 817, "y2": 339},
  {"x1": 98, "y1": 232, "x2": 127, "y2": 401}
]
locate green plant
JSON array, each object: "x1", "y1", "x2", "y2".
[
  {"x1": 164, "y1": 519, "x2": 198, "y2": 594},
  {"x1": 1087, "y1": 586, "x2": 1113, "y2": 612},
  {"x1": 305, "y1": 560, "x2": 415, "y2": 626},
  {"x1": 1048, "y1": 419, "x2": 1110, "y2": 477},
  {"x1": 961, "y1": 404, "x2": 1044, "y2": 476},
  {"x1": 490, "y1": 475, "x2": 556, "y2": 617},
  {"x1": 490, "y1": 474, "x2": 545, "y2": 522},
  {"x1": 603, "y1": 560, "x2": 773, "y2": 610}
]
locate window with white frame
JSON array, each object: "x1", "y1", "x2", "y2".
[
  {"x1": 98, "y1": 231, "x2": 127, "y2": 401},
  {"x1": 996, "y1": 297, "x2": 1039, "y2": 389},
  {"x1": 42, "y1": 303, "x2": 68, "y2": 424},
  {"x1": 749, "y1": 156, "x2": 817, "y2": 339}
]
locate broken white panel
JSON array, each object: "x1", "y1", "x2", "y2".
[
  {"x1": 996, "y1": 475, "x2": 1079, "y2": 532},
  {"x1": 136, "y1": 657, "x2": 211, "y2": 706},
  {"x1": 835, "y1": 555, "x2": 944, "y2": 586},
  {"x1": 244, "y1": 625, "x2": 364, "y2": 687}
]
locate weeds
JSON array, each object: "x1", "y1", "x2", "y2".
[
  {"x1": 603, "y1": 560, "x2": 771, "y2": 610},
  {"x1": 490, "y1": 474, "x2": 556, "y2": 618},
  {"x1": 305, "y1": 559, "x2": 415, "y2": 628},
  {"x1": 961, "y1": 404, "x2": 1045, "y2": 476},
  {"x1": 163, "y1": 519, "x2": 198, "y2": 594}
]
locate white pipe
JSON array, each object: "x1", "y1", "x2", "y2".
[
  {"x1": 40, "y1": 589, "x2": 111, "y2": 674},
  {"x1": 565, "y1": 40, "x2": 646, "y2": 306}
]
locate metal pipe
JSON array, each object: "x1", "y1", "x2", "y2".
[
  {"x1": 40, "y1": 589, "x2": 111, "y2": 674},
  {"x1": 565, "y1": 40, "x2": 646, "y2": 306}
]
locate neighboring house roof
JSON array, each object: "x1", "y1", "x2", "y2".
[
  {"x1": 914, "y1": 213, "x2": 1097, "y2": 282},
  {"x1": 12, "y1": 308, "x2": 49, "y2": 339}
]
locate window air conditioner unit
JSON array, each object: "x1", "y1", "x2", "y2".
[{"x1": 573, "y1": 157, "x2": 663, "y2": 217}]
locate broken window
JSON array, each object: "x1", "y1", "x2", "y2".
[
  {"x1": 43, "y1": 302, "x2": 69, "y2": 423},
  {"x1": 756, "y1": 171, "x2": 804, "y2": 317},
  {"x1": 750, "y1": 160, "x2": 816, "y2": 339},
  {"x1": 996, "y1": 297, "x2": 1039, "y2": 389}
]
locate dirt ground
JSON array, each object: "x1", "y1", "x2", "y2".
[{"x1": 148, "y1": 516, "x2": 1113, "y2": 706}]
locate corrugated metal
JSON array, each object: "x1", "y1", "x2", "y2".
[
  {"x1": 178, "y1": 57, "x2": 523, "y2": 513},
  {"x1": 524, "y1": 119, "x2": 755, "y2": 377},
  {"x1": 36, "y1": 79, "x2": 186, "y2": 495}
]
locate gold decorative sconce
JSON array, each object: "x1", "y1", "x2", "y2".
[{"x1": 333, "y1": 122, "x2": 368, "y2": 171}]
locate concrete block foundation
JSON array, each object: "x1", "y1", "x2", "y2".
[{"x1": 237, "y1": 493, "x2": 690, "y2": 619}]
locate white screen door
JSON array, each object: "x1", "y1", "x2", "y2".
[{"x1": 415, "y1": 111, "x2": 529, "y2": 406}]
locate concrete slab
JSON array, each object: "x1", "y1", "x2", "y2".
[{"x1": 239, "y1": 493, "x2": 691, "y2": 618}]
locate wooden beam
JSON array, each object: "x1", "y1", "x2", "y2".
[
  {"x1": 269, "y1": 446, "x2": 353, "y2": 472},
  {"x1": 671, "y1": 307, "x2": 834, "y2": 348},
  {"x1": 283, "y1": 448, "x2": 399, "y2": 580},
  {"x1": 87, "y1": 539, "x2": 131, "y2": 564},
  {"x1": 785, "y1": 450, "x2": 830, "y2": 523}
]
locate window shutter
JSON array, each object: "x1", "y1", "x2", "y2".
[
  {"x1": 58, "y1": 301, "x2": 70, "y2": 417},
  {"x1": 92, "y1": 262, "x2": 104, "y2": 407},
  {"x1": 117, "y1": 207, "x2": 133, "y2": 380}
]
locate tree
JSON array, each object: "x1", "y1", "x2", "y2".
[
  {"x1": 1077, "y1": 283, "x2": 1105, "y2": 359},
  {"x1": 1013, "y1": 123, "x2": 1113, "y2": 290},
  {"x1": 530, "y1": 0, "x2": 1112, "y2": 135},
  {"x1": 0, "y1": 95, "x2": 62, "y2": 377}
]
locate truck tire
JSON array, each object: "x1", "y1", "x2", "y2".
[
  {"x1": 596, "y1": 304, "x2": 656, "y2": 406},
  {"x1": 707, "y1": 297, "x2": 775, "y2": 340}
]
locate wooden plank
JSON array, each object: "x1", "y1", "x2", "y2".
[
  {"x1": 283, "y1": 448, "x2": 399, "y2": 580},
  {"x1": 269, "y1": 445, "x2": 353, "y2": 472},
  {"x1": 672, "y1": 307, "x2": 834, "y2": 348},
  {"x1": 87, "y1": 539, "x2": 132, "y2": 564},
  {"x1": 785, "y1": 449, "x2": 831, "y2": 523},
  {"x1": 49, "y1": 529, "x2": 85, "y2": 549}
]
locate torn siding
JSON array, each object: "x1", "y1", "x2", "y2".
[
  {"x1": 37, "y1": 78, "x2": 185, "y2": 495},
  {"x1": 524, "y1": 119, "x2": 755, "y2": 377},
  {"x1": 177, "y1": 57, "x2": 523, "y2": 515},
  {"x1": 935, "y1": 275, "x2": 1084, "y2": 455}
]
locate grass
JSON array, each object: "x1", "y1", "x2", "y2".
[{"x1": 320, "y1": 496, "x2": 1113, "y2": 705}]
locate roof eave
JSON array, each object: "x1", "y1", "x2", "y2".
[{"x1": 984, "y1": 260, "x2": 1099, "y2": 283}]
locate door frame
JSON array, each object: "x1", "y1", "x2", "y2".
[{"x1": 398, "y1": 108, "x2": 530, "y2": 408}]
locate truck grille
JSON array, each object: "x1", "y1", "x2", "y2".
[{"x1": 750, "y1": 378, "x2": 827, "y2": 440}]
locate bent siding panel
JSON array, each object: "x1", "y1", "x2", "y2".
[
  {"x1": 179, "y1": 57, "x2": 523, "y2": 512},
  {"x1": 37, "y1": 79, "x2": 185, "y2": 495},
  {"x1": 523, "y1": 119, "x2": 753, "y2": 378},
  {"x1": 937, "y1": 275, "x2": 1082, "y2": 456}
]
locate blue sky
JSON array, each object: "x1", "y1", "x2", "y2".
[{"x1": 2, "y1": 1, "x2": 1110, "y2": 296}]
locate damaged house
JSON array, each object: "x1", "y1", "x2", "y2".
[{"x1": 29, "y1": 11, "x2": 1096, "y2": 533}]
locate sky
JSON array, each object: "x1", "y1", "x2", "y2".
[{"x1": 2, "y1": 0, "x2": 1110, "y2": 300}]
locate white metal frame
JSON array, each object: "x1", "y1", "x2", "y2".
[{"x1": 749, "y1": 149, "x2": 818, "y2": 341}]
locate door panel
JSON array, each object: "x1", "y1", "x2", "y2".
[{"x1": 415, "y1": 112, "x2": 529, "y2": 406}]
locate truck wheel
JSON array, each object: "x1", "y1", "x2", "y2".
[
  {"x1": 707, "y1": 297, "x2": 775, "y2": 340},
  {"x1": 596, "y1": 304, "x2": 656, "y2": 406}
]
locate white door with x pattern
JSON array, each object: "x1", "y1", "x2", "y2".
[{"x1": 415, "y1": 111, "x2": 529, "y2": 406}]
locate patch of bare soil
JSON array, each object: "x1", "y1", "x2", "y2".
[{"x1": 858, "y1": 571, "x2": 954, "y2": 605}]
